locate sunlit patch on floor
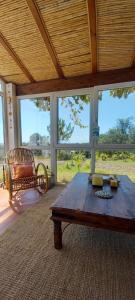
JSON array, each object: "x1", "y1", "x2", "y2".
[{"x1": 0, "y1": 188, "x2": 41, "y2": 235}]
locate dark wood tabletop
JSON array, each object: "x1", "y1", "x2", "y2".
[
  {"x1": 50, "y1": 173, "x2": 135, "y2": 249},
  {"x1": 51, "y1": 173, "x2": 135, "y2": 220}
]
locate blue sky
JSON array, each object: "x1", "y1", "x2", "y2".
[
  {"x1": 0, "y1": 91, "x2": 135, "y2": 144},
  {"x1": 99, "y1": 91, "x2": 135, "y2": 134},
  {"x1": 20, "y1": 98, "x2": 90, "y2": 144},
  {"x1": 58, "y1": 97, "x2": 89, "y2": 143},
  {"x1": 20, "y1": 100, "x2": 50, "y2": 143}
]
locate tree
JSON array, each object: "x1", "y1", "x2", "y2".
[
  {"x1": 128, "y1": 127, "x2": 135, "y2": 144},
  {"x1": 29, "y1": 133, "x2": 50, "y2": 146},
  {"x1": 32, "y1": 95, "x2": 90, "y2": 129},
  {"x1": 99, "y1": 117, "x2": 135, "y2": 144},
  {"x1": 110, "y1": 87, "x2": 135, "y2": 99},
  {"x1": 116, "y1": 118, "x2": 133, "y2": 135},
  {"x1": 32, "y1": 87, "x2": 135, "y2": 132},
  {"x1": 41, "y1": 135, "x2": 50, "y2": 146},
  {"x1": 47, "y1": 118, "x2": 74, "y2": 142},
  {"x1": 59, "y1": 95, "x2": 90, "y2": 128},
  {"x1": 33, "y1": 97, "x2": 50, "y2": 111},
  {"x1": 58, "y1": 119, "x2": 74, "y2": 141},
  {"x1": 29, "y1": 133, "x2": 42, "y2": 146}
]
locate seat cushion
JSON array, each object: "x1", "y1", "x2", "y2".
[{"x1": 13, "y1": 164, "x2": 34, "y2": 179}]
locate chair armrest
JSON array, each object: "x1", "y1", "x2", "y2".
[
  {"x1": 35, "y1": 162, "x2": 48, "y2": 178},
  {"x1": 35, "y1": 162, "x2": 49, "y2": 191}
]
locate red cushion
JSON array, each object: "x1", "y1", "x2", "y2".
[{"x1": 13, "y1": 164, "x2": 34, "y2": 179}]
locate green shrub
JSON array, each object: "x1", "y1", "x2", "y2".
[
  {"x1": 66, "y1": 162, "x2": 71, "y2": 169},
  {"x1": 111, "y1": 152, "x2": 129, "y2": 161},
  {"x1": 58, "y1": 150, "x2": 71, "y2": 161},
  {"x1": 130, "y1": 153, "x2": 135, "y2": 161},
  {"x1": 100, "y1": 153, "x2": 108, "y2": 161},
  {"x1": 112, "y1": 153, "x2": 119, "y2": 160},
  {"x1": 71, "y1": 152, "x2": 86, "y2": 171}
]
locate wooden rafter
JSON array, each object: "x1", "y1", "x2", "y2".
[
  {"x1": 0, "y1": 32, "x2": 35, "y2": 83},
  {"x1": 0, "y1": 32, "x2": 35, "y2": 82},
  {"x1": 16, "y1": 67, "x2": 135, "y2": 96},
  {"x1": 87, "y1": 0, "x2": 97, "y2": 73},
  {"x1": 26, "y1": 0, "x2": 64, "y2": 79}
]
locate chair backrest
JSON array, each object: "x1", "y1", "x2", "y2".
[{"x1": 6, "y1": 148, "x2": 35, "y2": 165}]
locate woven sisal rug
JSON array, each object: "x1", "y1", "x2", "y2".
[{"x1": 0, "y1": 186, "x2": 135, "y2": 300}]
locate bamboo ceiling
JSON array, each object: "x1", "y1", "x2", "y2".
[{"x1": 0, "y1": 0, "x2": 135, "y2": 85}]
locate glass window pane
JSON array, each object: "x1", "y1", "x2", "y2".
[
  {"x1": 0, "y1": 96, "x2": 4, "y2": 181},
  {"x1": 57, "y1": 150, "x2": 91, "y2": 183},
  {"x1": 32, "y1": 149, "x2": 51, "y2": 169},
  {"x1": 20, "y1": 98, "x2": 50, "y2": 147},
  {"x1": 0, "y1": 81, "x2": 2, "y2": 92},
  {"x1": 95, "y1": 151, "x2": 135, "y2": 183},
  {"x1": 98, "y1": 88, "x2": 135, "y2": 144},
  {"x1": 32, "y1": 149, "x2": 51, "y2": 168},
  {"x1": 58, "y1": 95, "x2": 90, "y2": 144},
  {"x1": 0, "y1": 96, "x2": 4, "y2": 146}
]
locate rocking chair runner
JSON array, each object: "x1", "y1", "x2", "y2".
[{"x1": 3, "y1": 147, "x2": 49, "y2": 213}]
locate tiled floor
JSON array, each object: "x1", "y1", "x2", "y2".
[{"x1": 0, "y1": 188, "x2": 41, "y2": 235}]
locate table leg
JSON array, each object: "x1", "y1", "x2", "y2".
[{"x1": 53, "y1": 220, "x2": 62, "y2": 249}]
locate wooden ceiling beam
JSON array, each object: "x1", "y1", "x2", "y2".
[
  {"x1": 0, "y1": 32, "x2": 35, "y2": 83},
  {"x1": 87, "y1": 0, "x2": 97, "y2": 73},
  {"x1": 16, "y1": 67, "x2": 135, "y2": 96},
  {"x1": 26, "y1": 0, "x2": 64, "y2": 79}
]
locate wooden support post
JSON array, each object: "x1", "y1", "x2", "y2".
[
  {"x1": 50, "y1": 95, "x2": 57, "y2": 184},
  {"x1": 6, "y1": 83, "x2": 18, "y2": 149}
]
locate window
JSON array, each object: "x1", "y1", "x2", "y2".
[
  {"x1": 0, "y1": 96, "x2": 4, "y2": 181},
  {"x1": 98, "y1": 88, "x2": 135, "y2": 144},
  {"x1": 32, "y1": 149, "x2": 51, "y2": 169},
  {"x1": 0, "y1": 82, "x2": 2, "y2": 92},
  {"x1": 19, "y1": 97, "x2": 51, "y2": 169},
  {"x1": 18, "y1": 86, "x2": 135, "y2": 183},
  {"x1": 95, "y1": 150, "x2": 135, "y2": 183},
  {"x1": 20, "y1": 98, "x2": 50, "y2": 147},
  {"x1": 57, "y1": 150, "x2": 91, "y2": 183},
  {"x1": 58, "y1": 95, "x2": 90, "y2": 144},
  {"x1": 56, "y1": 93, "x2": 91, "y2": 182}
]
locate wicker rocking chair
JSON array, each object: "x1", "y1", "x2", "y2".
[{"x1": 3, "y1": 147, "x2": 48, "y2": 213}]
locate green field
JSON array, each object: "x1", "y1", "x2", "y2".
[
  {"x1": 1, "y1": 157, "x2": 135, "y2": 184},
  {"x1": 57, "y1": 159, "x2": 90, "y2": 183},
  {"x1": 57, "y1": 158, "x2": 135, "y2": 183}
]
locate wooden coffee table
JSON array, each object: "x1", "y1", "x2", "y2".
[{"x1": 50, "y1": 173, "x2": 135, "y2": 249}]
